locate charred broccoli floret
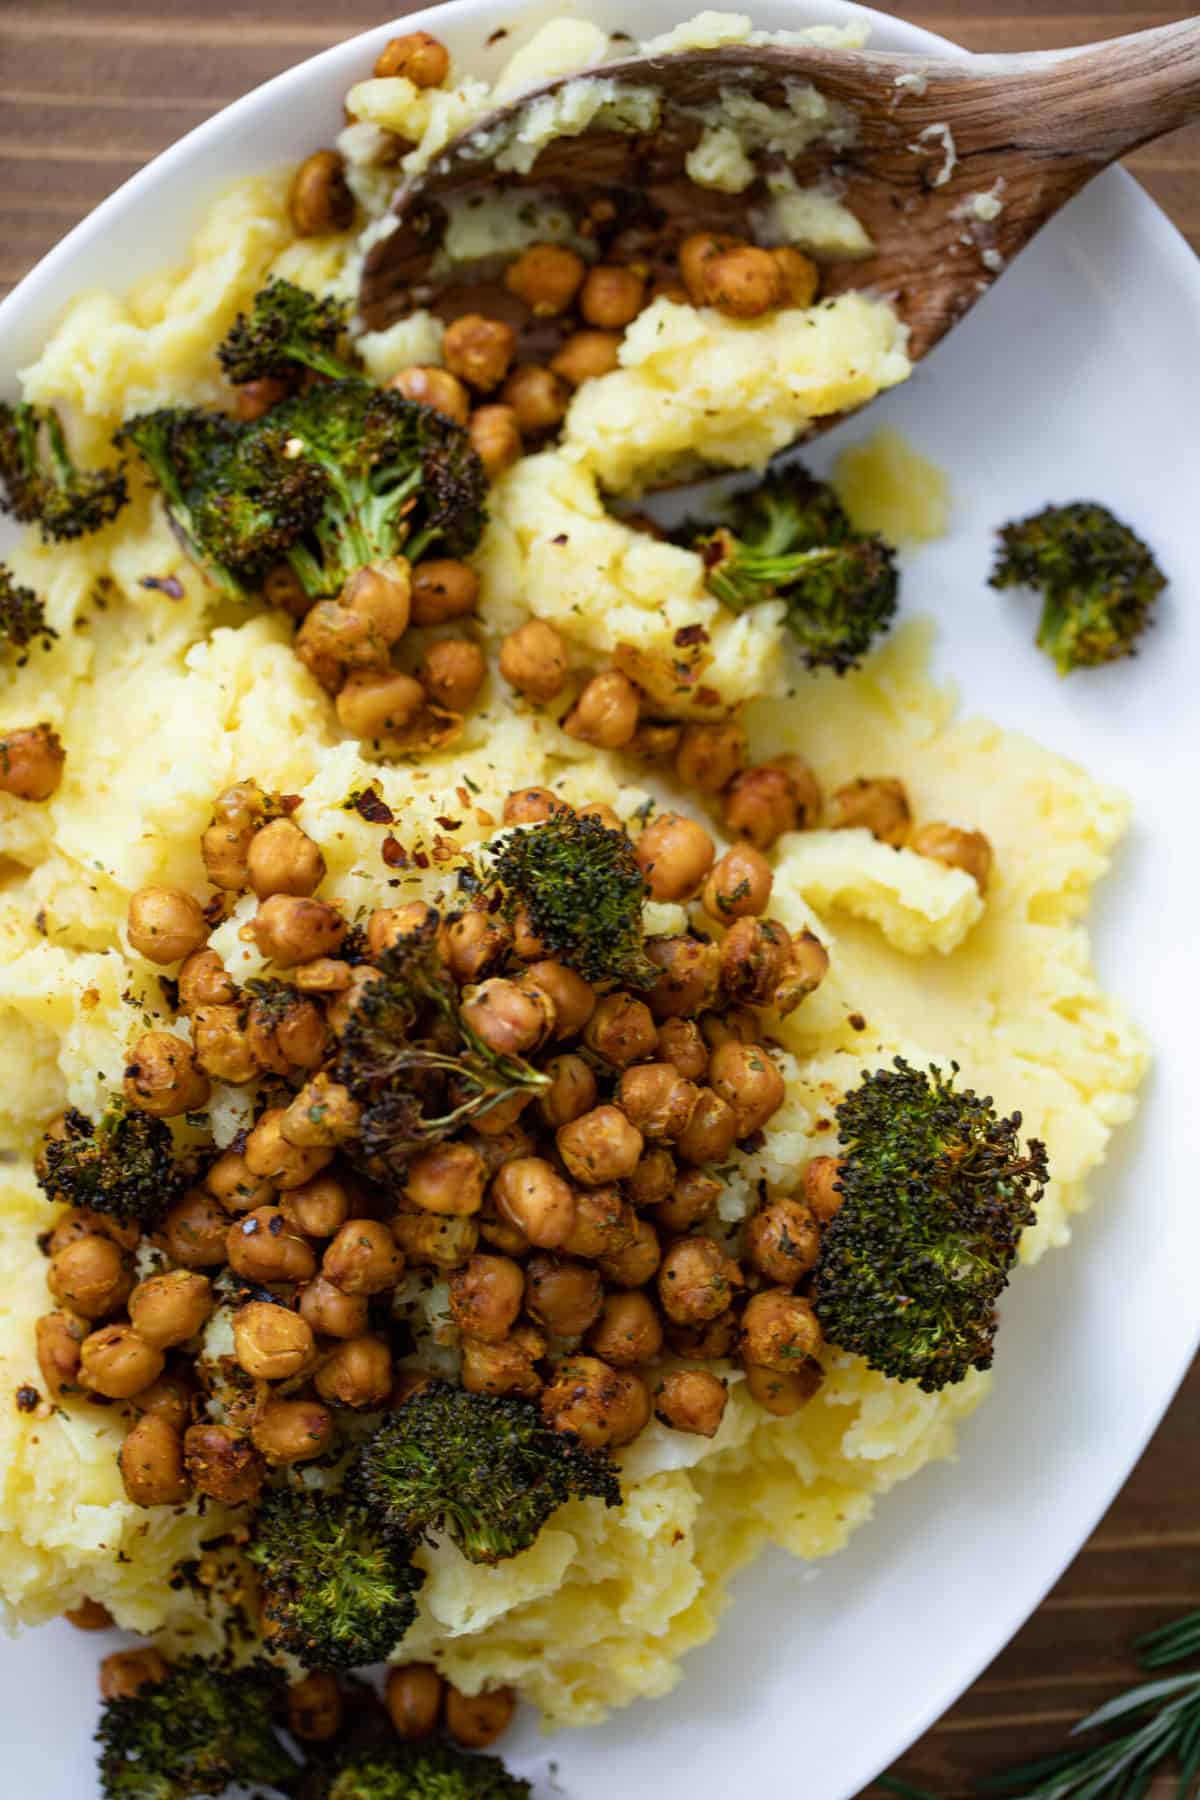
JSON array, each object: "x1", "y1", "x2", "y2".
[
  {"x1": 812, "y1": 1058, "x2": 1048, "y2": 1392},
  {"x1": 248, "y1": 1486, "x2": 424, "y2": 1670},
  {"x1": 0, "y1": 401, "x2": 127, "y2": 541},
  {"x1": 356, "y1": 1382, "x2": 621, "y2": 1565},
  {"x1": 0, "y1": 564, "x2": 56, "y2": 660},
  {"x1": 990, "y1": 500, "x2": 1166, "y2": 674},
  {"x1": 311, "y1": 1743, "x2": 531, "y2": 1800},
  {"x1": 36, "y1": 1101, "x2": 182, "y2": 1229},
  {"x1": 96, "y1": 1656, "x2": 299, "y2": 1800},
  {"x1": 217, "y1": 278, "x2": 354, "y2": 386},
  {"x1": 336, "y1": 915, "x2": 548, "y2": 1176},
  {"x1": 684, "y1": 467, "x2": 899, "y2": 673},
  {"x1": 486, "y1": 810, "x2": 653, "y2": 988}
]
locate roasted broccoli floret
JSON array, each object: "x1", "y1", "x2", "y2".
[
  {"x1": 356, "y1": 1382, "x2": 621, "y2": 1565},
  {"x1": 0, "y1": 401, "x2": 127, "y2": 541},
  {"x1": 217, "y1": 278, "x2": 354, "y2": 386},
  {"x1": 0, "y1": 563, "x2": 56, "y2": 660},
  {"x1": 486, "y1": 810, "x2": 653, "y2": 988},
  {"x1": 36, "y1": 1101, "x2": 182, "y2": 1229},
  {"x1": 311, "y1": 1743, "x2": 531, "y2": 1800},
  {"x1": 990, "y1": 500, "x2": 1166, "y2": 674},
  {"x1": 336, "y1": 915, "x2": 548, "y2": 1176},
  {"x1": 248, "y1": 1486, "x2": 424, "y2": 1670},
  {"x1": 96, "y1": 1656, "x2": 299, "y2": 1800},
  {"x1": 685, "y1": 467, "x2": 899, "y2": 673},
  {"x1": 812, "y1": 1058, "x2": 1048, "y2": 1392}
]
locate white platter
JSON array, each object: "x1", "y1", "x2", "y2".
[{"x1": 1, "y1": 2, "x2": 1198, "y2": 1795}]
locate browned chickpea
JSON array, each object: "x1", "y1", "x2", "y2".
[
  {"x1": 246, "y1": 817, "x2": 325, "y2": 900},
  {"x1": 123, "y1": 1031, "x2": 210, "y2": 1118},
  {"x1": 667, "y1": 1311, "x2": 739, "y2": 1361},
  {"x1": 646, "y1": 935, "x2": 720, "y2": 1021},
  {"x1": 460, "y1": 1327, "x2": 546, "y2": 1397},
  {"x1": 191, "y1": 1004, "x2": 258, "y2": 1085},
  {"x1": 508, "y1": 904, "x2": 548, "y2": 962},
  {"x1": 655, "y1": 1367, "x2": 727, "y2": 1437},
  {"x1": 699, "y1": 1006, "x2": 760, "y2": 1050},
  {"x1": 462, "y1": 976, "x2": 554, "y2": 1057},
  {"x1": 468, "y1": 1089, "x2": 534, "y2": 1137},
  {"x1": 626, "y1": 1147, "x2": 676, "y2": 1207},
  {"x1": 35, "y1": 1309, "x2": 87, "y2": 1400},
  {"x1": 99, "y1": 1649, "x2": 168, "y2": 1700},
  {"x1": 630, "y1": 720, "x2": 681, "y2": 760},
  {"x1": 299, "y1": 1275, "x2": 369, "y2": 1340},
  {"x1": 81, "y1": 1324, "x2": 164, "y2": 1399},
  {"x1": 701, "y1": 845, "x2": 772, "y2": 923},
  {"x1": 771, "y1": 246, "x2": 820, "y2": 307},
  {"x1": 341, "y1": 556, "x2": 414, "y2": 651},
  {"x1": 323, "y1": 1219, "x2": 405, "y2": 1296},
  {"x1": 557, "y1": 1105, "x2": 644, "y2": 1185},
  {"x1": 550, "y1": 329, "x2": 622, "y2": 387},
  {"x1": 655, "y1": 1017, "x2": 708, "y2": 1081},
  {"x1": 803, "y1": 1154, "x2": 845, "y2": 1224},
  {"x1": 746, "y1": 1359, "x2": 824, "y2": 1415},
  {"x1": 616, "y1": 1064, "x2": 699, "y2": 1141},
  {"x1": 126, "y1": 887, "x2": 207, "y2": 965},
  {"x1": 200, "y1": 779, "x2": 269, "y2": 891},
  {"x1": 719, "y1": 916, "x2": 791, "y2": 1008},
  {"x1": 0, "y1": 723, "x2": 65, "y2": 800},
  {"x1": 541, "y1": 1354, "x2": 649, "y2": 1448},
  {"x1": 129, "y1": 1271, "x2": 213, "y2": 1350},
  {"x1": 732, "y1": 755, "x2": 821, "y2": 845},
  {"x1": 233, "y1": 1301, "x2": 315, "y2": 1380},
  {"x1": 64, "y1": 1599, "x2": 112, "y2": 1631},
  {"x1": 678, "y1": 231, "x2": 738, "y2": 303},
  {"x1": 48, "y1": 1236, "x2": 132, "y2": 1320},
  {"x1": 205, "y1": 1149, "x2": 274, "y2": 1213},
  {"x1": 587, "y1": 1290, "x2": 663, "y2": 1365},
  {"x1": 261, "y1": 557, "x2": 309, "y2": 607},
  {"x1": 403, "y1": 1140, "x2": 488, "y2": 1220},
  {"x1": 419, "y1": 637, "x2": 486, "y2": 713},
  {"x1": 827, "y1": 775, "x2": 911, "y2": 846},
  {"x1": 741, "y1": 1288, "x2": 823, "y2": 1371},
  {"x1": 177, "y1": 949, "x2": 236, "y2": 1012},
  {"x1": 652, "y1": 1167, "x2": 721, "y2": 1235},
  {"x1": 562, "y1": 1186, "x2": 636, "y2": 1260},
  {"x1": 525, "y1": 1254, "x2": 604, "y2": 1338},
  {"x1": 410, "y1": 558, "x2": 480, "y2": 628},
  {"x1": 280, "y1": 1173, "x2": 353, "y2": 1239},
  {"x1": 314, "y1": 1334, "x2": 392, "y2": 1408},
  {"x1": 387, "y1": 364, "x2": 470, "y2": 425},
  {"x1": 442, "y1": 313, "x2": 517, "y2": 392},
  {"x1": 501, "y1": 364, "x2": 570, "y2": 436},
  {"x1": 468, "y1": 405, "x2": 523, "y2": 480},
  {"x1": 374, "y1": 29, "x2": 449, "y2": 85},
  {"x1": 288, "y1": 1671, "x2": 344, "y2": 1743},
  {"x1": 563, "y1": 670, "x2": 640, "y2": 749},
  {"x1": 584, "y1": 993, "x2": 657, "y2": 1069},
  {"x1": 253, "y1": 1397, "x2": 336, "y2": 1468},
  {"x1": 503, "y1": 787, "x2": 568, "y2": 827},
  {"x1": 46, "y1": 1206, "x2": 139, "y2": 1256},
  {"x1": 910, "y1": 821, "x2": 994, "y2": 891},
  {"x1": 251, "y1": 894, "x2": 346, "y2": 968},
  {"x1": 579, "y1": 263, "x2": 645, "y2": 328},
  {"x1": 596, "y1": 1214, "x2": 661, "y2": 1289},
  {"x1": 648, "y1": 277, "x2": 690, "y2": 305},
  {"x1": 183, "y1": 1423, "x2": 265, "y2": 1504},
  {"x1": 674, "y1": 721, "x2": 747, "y2": 795},
  {"x1": 745, "y1": 1197, "x2": 821, "y2": 1286},
  {"x1": 131, "y1": 1370, "x2": 194, "y2": 1435},
  {"x1": 295, "y1": 601, "x2": 386, "y2": 679},
  {"x1": 491, "y1": 1157, "x2": 577, "y2": 1249},
  {"x1": 393, "y1": 1209, "x2": 479, "y2": 1269},
  {"x1": 699, "y1": 242, "x2": 783, "y2": 318},
  {"x1": 386, "y1": 1663, "x2": 444, "y2": 1740},
  {"x1": 505, "y1": 243, "x2": 586, "y2": 316},
  {"x1": 445, "y1": 1684, "x2": 517, "y2": 1750},
  {"x1": 368, "y1": 900, "x2": 444, "y2": 961},
  {"x1": 227, "y1": 1204, "x2": 319, "y2": 1283},
  {"x1": 636, "y1": 812, "x2": 715, "y2": 902},
  {"x1": 657, "y1": 1236, "x2": 742, "y2": 1326},
  {"x1": 160, "y1": 1188, "x2": 229, "y2": 1268},
  {"x1": 244, "y1": 1111, "x2": 334, "y2": 1191},
  {"x1": 577, "y1": 801, "x2": 624, "y2": 831},
  {"x1": 499, "y1": 618, "x2": 569, "y2": 702},
  {"x1": 118, "y1": 1414, "x2": 190, "y2": 1507},
  {"x1": 289, "y1": 148, "x2": 354, "y2": 235},
  {"x1": 442, "y1": 911, "x2": 506, "y2": 986},
  {"x1": 448, "y1": 1254, "x2": 525, "y2": 1343},
  {"x1": 281, "y1": 1074, "x2": 361, "y2": 1149},
  {"x1": 773, "y1": 927, "x2": 830, "y2": 1015},
  {"x1": 709, "y1": 1040, "x2": 786, "y2": 1138},
  {"x1": 675, "y1": 1088, "x2": 739, "y2": 1166},
  {"x1": 514, "y1": 965, "x2": 593, "y2": 1046},
  {"x1": 334, "y1": 669, "x2": 421, "y2": 739}
]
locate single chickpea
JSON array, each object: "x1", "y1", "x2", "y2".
[
  {"x1": 657, "y1": 1236, "x2": 742, "y2": 1326},
  {"x1": 577, "y1": 801, "x2": 623, "y2": 831},
  {"x1": 386, "y1": 1663, "x2": 444, "y2": 1740},
  {"x1": 226, "y1": 1204, "x2": 319, "y2": 1283},
  {"x1": 470, "y1": 1090, "x2": 534, "y2": 1137},
  {"x1": 772, "y1": 927, "x2": 830, "y2": 1015},
  {"x1": 177, "y1": 949, "x2": 236, "y2": 1012},
  {"x1": 656, "y1": 1018, "x2": 708, "y2": 1082},
  {"x1": 367, "y1": 899, "x2": 444, "y2": 960},
  {"x1": 442, "y1": 313, "x2": 517, "y2": 392},
  {"x1": 64, "y1": 1599, "x2": 112, "y2": 1631},
  {"x1": 419, "y1": 637, "x2": 486, "y2": 713},
  {"x1": 468, "y1": 405, "x2": 523, "y2": 480},
  {"x1": 702, "y1": 845, "x2": 773, "y2": 923},
  {"x1": 314, "y1": 1334, "x2": 393, "y2": 1409},
  {"x1": 502, "y1": 786, "x2": 569, "y2": 825},
  {"x1": 123, "y1": 1031, "x2": 210, "y2": 1118},
  {"x1": 827, "y1": 776, "x2": 911, "y2": 846},
  {"x1": 491, "y1": 1157, "x2": 576, "y2": 1249},
  {"x1": 289, "y1": 148, "x2": 354, "y2": 235},
  {"x1": 281, "y1": 1074, "x2": 361, "y2": 1149},
  {"x1": 332, "y1": 556, "x2": 407, "y2": 649},
  {"x1": 699, "y1": 1007, "x2": 759, "y2": 1049},
  {"x1": 233, "y1": 1301, "x2": 316, "y2": 1381},
  {"x1": 655, "y1": 1367, "x2": 728, "y2": 1437},
  {"x1": 719, "y1": 915, "x2": 792, "y2": 1007},
  {"x1": 323, "y1": 1219, "x2": 405, "y2": 1296},
  {"x1": 393, "y1": 1208, "x2": 479, "y2": 1270},
  {"x1": 803, "y1": 1154, "x2": 845, "y2": 1224},
  {"x1": 131, "y1": 1371, "x2": 194, "y2": 1435},
  {"x1": 500, "y1": 365, "x2": 570, "y2": 436},
  {"x1": 200, "y1": 779, "x2": 270, "y2": 891},
  {"x1": 461, "y1": 1328, "x2": 546, "y2": 1397},
  {"x1": 250, "y1": 894, "x2": 346, "y2": 968},
  {"x1": 287, "y1": 1671, "x2": 344, "y2": 1743},
  {"x1": 409, "y1": 558, "x2": 480, "y2": 629},
  {"x1": 505, "y1": 243, "x2": 586, "y2": 316},
  {"x1": 667, "y1": 1311, "x2": 740, "y2": 1361},
  {"x1": 47, "y1": 1207, "x2": 137, "y2": 1257},
  {"x1": 280, "y1": 1172, "x2": 353, "y2": 1239},
  {"x1": 646, "y1": 936, "x2": 720, "y2": 1021},
  {"x1": 910, "y1": 821, "x2": 994, "y2": 891},
  {"x1": 562, "y1": 1186, "x2": 637, "y2": 1260},
  {"x1": 448, "y1": 1254, "x2": 525, "y2": 1343},
  {"x1": 386, "y1": 364, "x2": 470, "y2": 425},
  {"x1": 445, "y1": 1684, "x2": 517, "y2": 1751},
  {"x1": 244, "y1": 1111, "x2": 333, "y2": 1192},
  {"x1": 675, "y1": 1088, "x2": 739, "y2": 1166},
  {"x1": 635, "y1": 813, "x2": 715, "y2": 902},
  {"x1": 741, "y1": 1288, "x2": 823, "y2": 1371},
  {"x1": 260, "y1": 558, "x2": 309, "y2": 609},
  {"x1": 557, "y1": 1105, "x2": 644, "y2": 1185},
  {"x1": 128, "y1": 1271, "x2": 213, "y2": 1350},
  {"x1": 652, "y1": 1167, "x2": 722, "y2": 1235},
  {"x1": 596, "y1": 1215, "x2": 661, "y2": 1289},
  {"x1": 709, "y1": 1040, "x2": 786, "y2": 1138},
  {"x1": 674, "y1": 721, "x2": 747, "y2": 795},
  {"x1": 190, "y1": 1004, "x2": 258, "y2": 1086},
  {"x1": 630, "y1": 720, "x2": 681, "y2": 760},
  {"x1": 771, "y1": 246, "x2": 820, "y2": 307},
  {"x1": 678, "y1": 231, "x2": 738, "y2": 302},
  {"x1": 118, "y1": 1414, "x2": 190, "y2": 1507},
  {"x1": 248, "y1": 993, "x2": 329, "y2": 1078},
  {"x1": 745, "y1": 1197, "x2": 821, "y2": 1286},
  {"x1": 508, "y1": 904, "x2": 547, "y2": 961},
  {"x1": 722, "y1": 765, "x2": 796, "y2": 850},
  {"x1": 627, "y1": 1147, "x2": 676, "y2": 1207},
  {"x1": 246, "y1": 817, "x2": 325, "y2": 900},
  {"x1": 579, "y1": 263, "x2": 645, "y2": 328},
  {"x1": 327, "y1": 964, "x2": 384, "y2": 1036},
  {"x1": 81, "y1": 1324, "x2": 164, "y2": 1399},
  {"x1": 294, "y1": 956, "x2": 353, "y2": 995},
  {"x1": 374, "y1": 28, "x2": 448, "y2": 83},
  {"x1": 99, "y1": 1649, "x2": 168, "y2": 1700},
  {"x1": 746, "y1": 1359, "x2": 824, "y2": 1415},
  {"x1": 48, "y1": 1236, "x2": 132, "y2": 1320},
  {"x1": 540, "y1": 1355, "x2": 650, "y2": 1448},
  {"x1": 205, "y1": 1149, "x2": 274, "y2": 1213},
  {"x1": 587, "y1": 1290, "x2": 663, "y2": 1366},
  {"x1": 183, "y1": 1423, "x2": 265, "y2": 1504},
  {"x1": 525, "y1": 1254, "x2": 604, "y2": 1338},
  {"x1": 0, "y1": 723, "x2": 65, "y2": 800},
  {"x1": 160, "y1": 1189, "x2": 229, "y2": 1268},
  {"x1": 35, "y1": 1310, "x2": 87, "y2": 1400},
  {"x1": 563, "y1": 670, "x2": 641, "y2": 749},
  {"x1": 404, "y1": 1140, "x2": 488, "y2": 1220},
  {"x1": 550, "y1": 330, "x2": 622, "y2": 387},
  {"x1": 698, "y1": 242, "x2": 784, "y2": 318},
  {"x1": 126, "y1": 887, "x2": 207, "y2": 965},
  {"x1": 616, "y1": 1063, "x2": 699, "y2": 1140},
  {"x1": 498, "y1": 619, "x2": 569, "y2": 702},
  {"x1": 584, "y1": 992, "x2": 657, "y2": 1068},
  {"x1": 462, "y1": 976, "x2": 554, "y2": 1057},
  {"x1": 299, "y1": 1275, "x2": 369, "y2": 1340}
]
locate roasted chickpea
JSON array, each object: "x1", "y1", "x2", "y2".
[
  {"x1": 64, "y1": 1599, "x2": 112, "y2": 1631},
  {"x1": 525, "y1": 1254, "x2": 604, "y2": 1337},
  {"x1": 741, "y1": 1288, "x2": 823, "y2": 1371},
  {"x1": 335, "y1": 670, "x2": 420, "y2": 741},
  {"x1": 119, "y1": 1414, "x2": 190, "y2": 1507},
  {"x1": 722, "y1": 766, "x2": 791, "y2": 849},
  {"x1": 699, "y1": 1006, "x2": 760, "y2": 1050},
  {"x1": 652, "y1": 1167, "x2": 722, "y2": 1235},
  {"x1": 190, "y1": 1003, "x2": 258, "y2": 1085},
  {"x1": 448, "y1": 1254, "x2": 525, "y2": 1343},
  {"x1": 99, "y1": 1649, "x2": 168, "y2": 1700},
  {"x1": 261, "y1": 557, "x2": 309, "y2": 608},
  {"x1": 630, "y1": 719, "x2": 681, "y2": 760},
  {"x1": 131, "y1": 1370, "x2": 194, "y2": 1435},
  {"x1": 160, "y1": 1188, "x2": 229, "y2": 1268},
  {"x1": 468, "y1": 405, "x2": 523, "y2": 480},
  {"x1": 205, "y1": 1149, "x2": 274, "y2": 1213},
  {"x1": 128, "y1": 1270, "x2": 213, "y2": 1350},
  {"x1": 678, "y1": 231, "x2": 737, "y2": 303},
  {"x1": 719, "y1": 916, "x2": 791, "y2": 1007},
  {"x1": 323, "y1": 1219, "x2": 405, "y2": 1296},
  {"x1": 443, "y1": 313, "x2": 516, "y2": 392},
  {"x1": 244, "y1": 1111, "x2": 334, "y2": 1191},
  {"x1": 469, "y1": 1090, "x2": 534, "y2": 1137},
  {"x1": 280, "y1": 1173, "x2": 353, "y2": 1239},
  {"x1": 233, "y1": 1301, "x2": 315, "y2": 1380},
  {"x1": 48, "y1": 1236, "x2": 132, "y2": 1320},
  {"x1": 505, "y1": 243, "x2": 586, "y2": 316},
  {"x1": 616, "y1": 1063, "x2": 699, "y2": 1141},
  {"x1": 626, "y1": 1147, "x2": 676, "y2": 1207},
  {"x1": 126, "y1": 886, "x2": 207, "y2": 964},
  {"x1": 445, "y1": 1684, "x2": 517, "y2": 1750},
  {"x1": 123, "y1": 1031, "x2": 210, "y2": 1117},
  {"x1": 674, "y1": 721, "x2": 747, "y2": 795},
  {"x1": 745, "y1": 1197, "x2": 821, "y2": 1286},
  {"x1": 35, "y1": 1309, "x2": 87, "y2": 1400},
  {"x1": 803, "y1": 1153, "x2": 845, "y2": 1224},
  {"x1": 596, "y1": 1214, "x2": 661, "y2": 1289},
  {"x1": 288, "y1": 1671, "x2": 344, "y2": 1743},
  {"x1": 646, "y1": 936, "x2": 720, "y2": 1020},
  {"x1": 419, "y1": 637, "x2": 486, "y2": 713},
  {"x1": 702, "y1": 845, "x2": 772, "y2": 923},
  {"x1": 709, "y1": 1040, "x2": 786, "y2": 1138},
  {"x1": 281, "y1": 1074, "x2": 361, "y2": 1148},
  {"x1": 550, "y1": 329, "x2": 622, "y2": 387},
  {"x1": 183, "y1": 1423, "x2": 265, "y2": 1504},
  {"x1": 910, "y1": 821, "x2": 994, "y2": 891},
  {"x1": 491, "y1": 1157, "x2": 576, "y2": 1249},
  {"x1": 298, "y1": 1275, "x2": 369, "y2": 1340},
  {"x1": 46, "y1": 1206, "x2": 138, "y2": 1256},
  {"x1": 696, "y1": 241, "x2": 783, "y2": 317},
  {"x1": 386, "y1": 1663, "x2": 444, "y2": 1740},
  {"x1": 587, "y1": 1290, "x2": 663, "y2": 1365},
  {"x1": 498, "y1": 618, "x2": 569, "y2": 702},
  {"x1": 579, "y1": 262, "x2": 645, "y2": 328},
  {"x1": 81, "y1": 1324, "x2": 164, "y2": 1399},
  {"x1": 584, "y1": 992, "x2": 657, "y2": 1069},
  {"x1": 563, "y1": 670, "x2": 640, "y2": 749},
  {"x1": 655, "y1": 1367, "x2": 727, "y2": 1437},
  {"x1": 635, "y1": 812, "x2": 715, "y2": 902},
  {"x1": 314, "y1": 1334, "x2": 392, "y2": 1408},
  {"x1": 367, "y1": 899, "x2": 443, "y2": 960},
  {"x1": 374, "y1": 29, "x2": 449, "y2": 84},
  {"x1": 657, "y1": 1235, "x2": 741, "y2": 1326},
  {"x1": 460, "y1": 1328, "x2": 545, "y2": 1397},
  {"x1": 515, "y1": 964, "x2": 593, "y2": 1044},
  {"x1": 667, "y1": 1311, "x2": 739, "y2": 1361},
  {"x1": 745, "y1": 1359, "x2": 824, "y2": 1415},
  {"x1": 827, "y1": 776, "x2": 911, "y2": 846},
  {"x1": 502, "y1": 786, "x2": 568, "y2": 826},
  {"x1": 441, "y1": 911, "x2": 504, "y2": 986},
  {"x1": 772, "y1": 927, "x2": 830, "y2": 1015},
  {"x1": 177, "y1": 949, "x2": 236, "y2": 1011},
  {"x1": 557, "y1": 1105, "x2": 643, "y2": 1185},
  {"x1": 577, "y1": 801, "x2": 623, "y2": 831},
  {"x1": 289, "y1": 148, "x2": 354, "y2": 235},
  {"x1": 562, "y1": 1186, "x2": 636, "y2": 1260},
  {"x1": 251, "y1": 894, "x2": 346, "y2": 968},
  {"x1": 200, "y1": 779, "x2": 271, "y2": 891},
  {"x1": 501, "y1": 364, "x2": 569, "y2": 436},
  {"x1": 386, "y1": 364, "x2": 470, "y2": 425},
  {"x1": 675, "y1": 1088, "x2": 739, "y2": 1165},
  {"x1": 463, "y1": 976, "x2": 554, "y2": 1056},
  {"x1": 541, "y1": 1355, "x2": 649, "y2": 1448},
  {"x1": 409, "y1": 559, "x2": 480, "y2": 629},
  {"x1": 771, "y1": 245, "x2": 820, "y2": 307},
  {"x1": 392, "y1": 1209, "x2": 479, "y2": 1270},
  {"x1": 0, "y1": 723, "x2": 65, "y2": 800},
  {"x1": 246, "y1": 818, "x2": 325, "y2": 900},
  {"x1": 295, "y1": 601, "x2": 386, "y2": 679},
  {"x1": 403, "y1": 1140, "x2": 489, "y2": 1220},
  {"x1": 655, "y1": 1017, "x2": 708, "y2": 1081},
  {"x1": 252, "y1": 1398, "x2": 336, "y2": 1469},
  {"x1": 227, "y1": 1204, "x2": 319, "y2": 1283}
]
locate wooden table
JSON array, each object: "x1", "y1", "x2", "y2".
[{"x1": 1, "y1": 3, "x2": 1196, "y2": 1792}]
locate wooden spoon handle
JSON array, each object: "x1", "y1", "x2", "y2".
[{"x1": 997, "y1": 18, "x2": 1200, "y2": 158}]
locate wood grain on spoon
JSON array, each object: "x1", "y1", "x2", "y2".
[{"x1": 361, "y1": 21, "x2": 1200, "y2": 374}]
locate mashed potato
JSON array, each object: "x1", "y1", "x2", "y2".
[{"x1": 0, "y1": 18, "x2": 1146, "y2": 1730}]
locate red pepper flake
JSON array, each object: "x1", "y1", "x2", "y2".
[
  {"x1": 455, "y1": 786, "x2": 472, "y2": 810},
  {"x1": 413, "y1": 850, "x2": 430, "y2": 870},
  {"x1": 279, "y1": 793, "x2": 304, "y2": 815},
  {"x1": 673, "y1": 623, "x2": 710, "y2": 648},
  {"x1": 15, "y1": 1385, "x2": 39, "y2": 1414},
  {"x1": 434, "y1": 816, "x2": 462, "y2": 832},
  {"x1": 354, "y1": 788, "x2": 395, "y2": 825},
  {"x1": 695, "y1": 687, "x2": 721, "y2": 708},
  {"x1": 814, "y1": 1117, "x2": 834, "y2": 1133},
  {"x1": 551, "y1": 533, "x2": 569, "y2": 545},
  {"x1": 382, "y1": 835, "x2": 408, "y2": 868},
  {"x1": 202, "y1": 894, "x2": 229, "y2": 928},
  {"x1": 848, "y1": 1012, "x2": 867, "y2": 1031},
  {"x1": 140, "y1": 574, "x2": 185, "y2": 599}
]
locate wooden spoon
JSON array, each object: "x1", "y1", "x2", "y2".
[{"x1": 360, "y1": 20, "x2": 1200, "y2": 431}]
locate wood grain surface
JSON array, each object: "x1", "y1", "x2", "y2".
[{"x1": 0, "y1": 3, "x2": 1196, "y2": 1794}]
